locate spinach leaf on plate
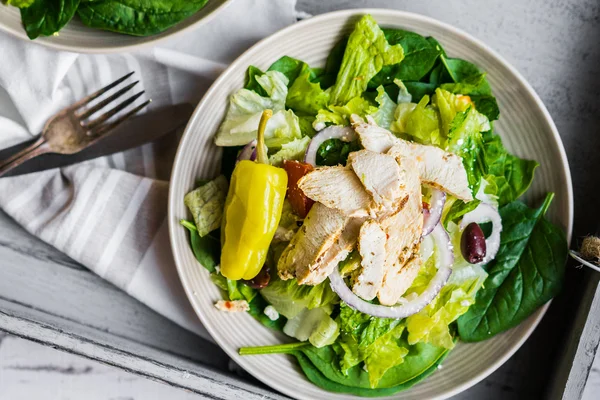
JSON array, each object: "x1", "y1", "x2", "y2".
[
  {"x1": 292, "y1": 341, "x2": 449, "y2": 396},
  {"x1": 369, "y1": 29, "x2": 441, "y2": 87},
  {"x1": 316, "y1": 139, "x2": 361, "y2": 166},
  {"x1": 77, "y1": 0, "x2": 208, "y2": 37},
  {"x1": 457, "y1": 193, "x2": 568, "y2": 341},
  {"x1": 180, "y1": 220, "x2": 220, "y2": 273},
  {"x1": 20, "y1": 0, "x2": 80, "y2": 39}
]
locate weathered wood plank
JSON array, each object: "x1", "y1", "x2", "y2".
[
  {"x1": 0, "y1": 210, "x2": 226, "y2": 367},
  {"x1": 0, "y1": 300, "x2": 286, "y2": 400}
]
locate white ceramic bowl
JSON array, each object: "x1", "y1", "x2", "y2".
[
  {"x1": 168, "y1": 9, "x2": 573, "y2": 400},
  {"x1": 0, "y1": 0, "x2": 230, "y2": 53}
]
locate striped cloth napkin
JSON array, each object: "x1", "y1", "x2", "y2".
[{"x1": 0, "y1": 0, "x2": 297, "y2": 340}]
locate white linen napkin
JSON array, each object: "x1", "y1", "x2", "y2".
[{"x1": 0, "y1": 0, "x2": 298, "y2": 341}]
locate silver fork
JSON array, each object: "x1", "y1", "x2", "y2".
[{"x1": 0, "y1": 72, "x2": 151, "y2": 177}]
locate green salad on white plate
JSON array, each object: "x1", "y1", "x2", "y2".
[{"x1": 180, "y1": 14, "x2": 568, "y2": 396}]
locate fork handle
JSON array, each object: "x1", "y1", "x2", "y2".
[{"x1": 0, "y1": 136, "x2": 48, "y2": 177}]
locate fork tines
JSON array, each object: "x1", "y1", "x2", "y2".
[{"x1": 73, "y1": 71, "x2": 151, "y2": 136}]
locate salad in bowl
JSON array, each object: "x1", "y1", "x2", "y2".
[{"x1": 179, "y1": 14, "x2": 568, "y2": 396}]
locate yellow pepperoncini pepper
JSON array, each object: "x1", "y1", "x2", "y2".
[{"x1": 220, "y1": 110, "x2": 288, "y2": 280}]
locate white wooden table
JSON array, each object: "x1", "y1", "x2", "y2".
[{"x1": 1, "y1": 0, "x2": 599, "y2": 398}]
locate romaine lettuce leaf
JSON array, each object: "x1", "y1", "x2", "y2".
[
  {"x1": 481, "y1": 131, "x2": 538, "y2": 206},
  {"x1": 329, "y1": 15, "x2": 404, "y2": 105},
  {"x1": 370, "y1": 86, "x2": 397, "y2": 129},
  {"x1": 260, "y1": 274, "x2": 339, "y2": 320},
  {"x1": 183, "y1": 176, "x2": 228, "y2": 237},
  {"x1": 268, "y1": 136, "x2": 311, "y2": 167},
  {"x1": 286, "y1": 65, "x2": 330, "y2": 115},
  {"x1": 215, "y1": 71, "x2": 302, "y2": 146},
  {"x1": 392, "y1": 95, "x2": 442, "y2": 146},
  {"x1": 313, "y1": 96, "x2": 377, "y2": 130},
  {"x1": 405, "y1": 253, "x2": 487, "y2": 349},
  {"x1": 284, "y1": 308, "x2": 340, "y2": 348}
]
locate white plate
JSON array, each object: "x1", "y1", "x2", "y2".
[
  {"x1": 168, "y1": 9, "x2": 573, "y2": 400},
  {"x1": 0, "y1": 0, "x2": 230, "y2": 53}
]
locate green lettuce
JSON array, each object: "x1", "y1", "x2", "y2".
[
  {"x1": 215, "y1": 71, "x2": 302, "y2": 147},
  {"x1": 405, "y1": 251, "x2": 487, "y2": 349},
  {"x1": 313, "y1": 96, "x2": 377, "y2": 129},
  {"x1": 268, "y1": 136, "x2": 311, "y2": 167},
  {"x1": 260, "y1": 274, "x2": 339, "y2": 320},
  {"x1": 336, "y1": 304, "x2": 408, "y2": 386},
  {"x1": 370, "y1": 86, "x2": 397, "y2": 129},
  {"x1": 183, "y1": 176, "x2": 228, "y2": 237},
  {"x1": 481, "y1": 131, "x2": 538, "y2": 206},
  {"x1": 393, "y1": 95, "x2": 442, "y2": 146},
  {"x1": 284, "y1": 307, "x2": 340, "y2": 348},
  {"x1": 286, "y1": 64, "x2": 330, "y2": 115},
  {"x1": 329, "y1": 15, "x2": 404, "y2": 105}
]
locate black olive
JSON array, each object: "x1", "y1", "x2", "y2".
[
  {"x1": 243, "y1": 265, "x2": 271, "y2": 289},
  {"x1": 461, "y1": 223, "x2": 487, "y2": 264}
]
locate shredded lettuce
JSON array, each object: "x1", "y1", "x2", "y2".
[
  {"x1": 329, "y1": 15, "x2": 404, "y2": 105},
  {"x1": 183, "y1": 176, "x2": 228, "y2": 237}
]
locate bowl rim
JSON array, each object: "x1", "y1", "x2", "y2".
[
  {"x1": 169, "y1": 8, "x2": 574, "y2": 399},
  {"x1": 0, "y1": 0, "x2": 232, "y2": 54}
]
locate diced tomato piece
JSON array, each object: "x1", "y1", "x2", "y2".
[{"x1": 283, "y1": 160, "x2": 315, "y2": 218}]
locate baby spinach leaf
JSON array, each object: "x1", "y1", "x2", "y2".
[
  {"x1": 316, "y1": 139, "x2": 361, "y2": 166},
  {"x1": 457, "y1": 193, "x2": 568, "y2": 341},
  {"x1": 481, "y1": 131, "x2": 538, "y2": 206},
  {"x1": 369, "y1": 29, "x2": 441, "y2": 87},
  {"x1": 77, "y1": 0, "x2": 208, "y2": 37},
  {"x1": 291, "y1": 341, "x2": 449, "y2": 395},
  {"x1": 180, "y1": 220, "x2": 219, "y2": 273},
  {"x1": 244, "y1": 65, "x2": 268, "y2": 96},
  {"x1": 20, "y1": 0, "x2": 80, "y2": 39}
]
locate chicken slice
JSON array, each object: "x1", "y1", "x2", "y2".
[
  {"x1": 379, "y1": 255, "x2": 423, "y2": 305},
  {"x1": 298, "y1": 217, "x2": 365, "y2": 285},
  {"x1": 298, "y1": 166, "x2": 373, "y2": 217},
  {"x1": 351, "y1": 115, "x2": 398, "y2": 153},
  {"x1": 377, "y1": 159, "x2": 424, "y2": 306},
  {"x1": 352, "y1": 220, "x2": 387, "y2": 300},
  {"x1": 348, "y1": 150, "x2": 403, "y2": 209},
  {"x1": 388, "y1": 141, "x2": 473, "y2": 201},
  {"x1": 352, "y1": 115, "x2": 473, "y2": 202},
  {"x1": 277, "y1": 202, "x2": 347, "y2": 280}
]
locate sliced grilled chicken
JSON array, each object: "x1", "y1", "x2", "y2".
[
  {"x1": 377, "y1": 159, "x2": 424, "y2": 306},
  {"x1": 352, "y1": 115, "x2": 473, "y2": 202},
  {"x1": 388, "y1": 141, "x2": 473, "y2": 201},
  {"x1": 277, "y1": 202, "x2": 347, "y2": 280},
  {"x1": 353, "y1": 220, "x2": 387, "y2": 300},
  {"x1": 298, "y1": 166, "x2": 373, "y2": 217},
  {"x1": 299, "y1": 217, "x2": 365, "y2": 285},
  {"x1": 378, "y1": 254, "x2": 423, "y2": 305},
  {"x1": 351, "y1": 115, "x2": 398, "y2": 153},
  {"x1": 348, "y1": 150, "x2": 404, "y2": 210}
]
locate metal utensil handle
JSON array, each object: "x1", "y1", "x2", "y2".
[{"x1": 0, "y1": 136, "x2": 47, "y2": 177}]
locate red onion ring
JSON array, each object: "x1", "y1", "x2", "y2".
[
  {"x1": 237, "y1": 140, "x2": 257, "y2": 163},
  {"x1": 304, "y1": 126, "x2": 357, "y2": 167},
  {"x1": 329, "y1": 223, "x2": 453, "y2": 319},
  {"x1": 459, "y1": 203, "x2": 502, "y2": 264},
  {"x1": 422, "y1": 189, "x2": 446, "y2": 237}
]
